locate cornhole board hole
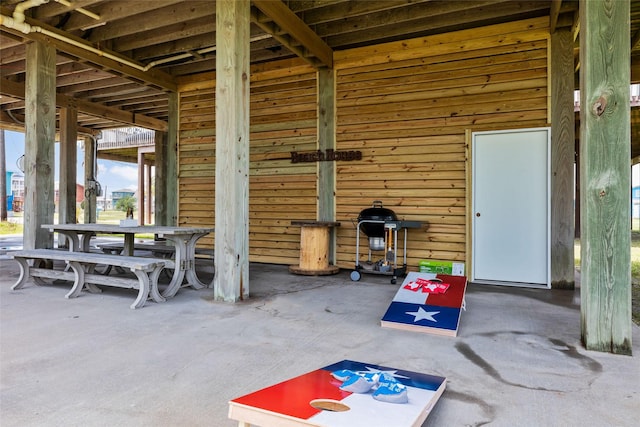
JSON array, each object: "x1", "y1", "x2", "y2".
[
  {"x1": 228, "y1": 359, "x2": 446, "y2": 427},
  {"x1": 381, "y1": 272, "x2": 468, "y2": 337}
]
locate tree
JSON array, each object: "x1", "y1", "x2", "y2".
[{"x1": 115, "y1": 195, "x2": 136, "y2": 214}]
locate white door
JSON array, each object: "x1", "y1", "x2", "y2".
[{"x1": 472, "y1": 128, "x2": 550, "y2": 287}]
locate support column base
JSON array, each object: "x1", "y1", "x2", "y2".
[{"x1": 289, "y1": 265, "x2": 340, "y2": 276}]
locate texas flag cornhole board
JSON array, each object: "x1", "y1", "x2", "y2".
[
  {"x1": 381, "y1": 272, "x2": 468, "y2": 337},
  {"x1": 228, "y1": 359, "x2": 446, "y2": 427}
]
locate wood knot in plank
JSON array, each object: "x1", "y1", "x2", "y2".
[{"x1": 592, "y1": 96, "x2": 607, "y2": 116}]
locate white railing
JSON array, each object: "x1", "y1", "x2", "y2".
[{"x1": 97, "y1": 127, "x2": 155, "y2": 150}]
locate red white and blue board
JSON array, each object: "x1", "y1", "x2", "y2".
[
  {"x1": 381, "y1": 272, "x2": 468, "y2": 337},
  {"x1": 229, "y1": 359, "x2": 446, "y2": 427}
]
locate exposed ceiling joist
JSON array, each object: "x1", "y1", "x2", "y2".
[
  {"x1": 632, "y1": 28, "x2": 640, "y2": 51},
  {"x1": 0, "y1": 109, "x2": 99, "y2": 136},
  {"x1": 1, "y1": 0, "x2": 638, "y2": 139},
  {"x1": 252, "y1": 0, "x2": 333, "y2": 69},
  {"x1": 550, "y1": 0, "x2": 562, "y2": 32},
  {"x1": 0, "y1": 6, "x2": 177, "y2": 92},
  {"x1": 0, "y1": 78, "x2": 167, "y2": 131}
]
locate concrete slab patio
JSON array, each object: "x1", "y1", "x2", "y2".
[{"x1": 1, "y1": 257, "x2": 638, "y2": 427}]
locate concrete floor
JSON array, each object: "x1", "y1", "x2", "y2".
[{"x1": 1, "y1": 256, "x2": 639, "y2": 427}]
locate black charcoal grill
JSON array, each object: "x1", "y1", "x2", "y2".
[
  {"x1": 357, "y1": 201, "x2": 397, "y2": 250},
  {"x1": 351, "y1": 201, "x2": 425, "y2": 284}
]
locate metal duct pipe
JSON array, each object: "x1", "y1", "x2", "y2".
[
  {"x1": 0, "y1": 14, "x2": 149, "y2": 72},
  {"x1": 1, "y1": 0, "x2": 220, "y2": 73},
  {"x1": 13, "y1": 0, "x2": 49, "y2": 24}
]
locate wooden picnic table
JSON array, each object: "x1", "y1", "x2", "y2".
[{"x1": 42, "y1": 224, "x2": 213, "y2": 298}]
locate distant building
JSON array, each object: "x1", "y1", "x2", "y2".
[
  {"x1": 5, "y1": 171, "x2": 13, "y2": 196},
  {"x1": 8, "y1": 171, "x2": 24, "y2": 212},
  {"x1": 97, "y1": 197, "x2": 113, "y2": 211},
  {"x1": 10, "y1": 172, "x2": 23, "y2": 198},
  {"x1": 633, "y1": 186, "x2": 640, "y2": 219},
  {"x1": 112, "y1": 189, "x2": 135, "y2": 208},
  {"x1": 5, "y1": 171, "x2": 14, "y2": 211}
]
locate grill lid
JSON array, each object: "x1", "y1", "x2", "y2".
[{"x1": 357, "y1": 201, "x2": 397, "y2": 237}]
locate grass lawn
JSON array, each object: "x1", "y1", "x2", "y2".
[
  {"x1": 0, "y1": 220, "x2": 21, "y2": 235},
  {"x1": 96, "y1": 209, "x2": 127, "y2": 224}
]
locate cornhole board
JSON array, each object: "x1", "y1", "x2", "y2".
[
  {"x1": 228, "y1": 359, "x2": 446, "y2": 427},
  {"x1": 381, "y1": 272, "x2": 468, "y2": 337}
]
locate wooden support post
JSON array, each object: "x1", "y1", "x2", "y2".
[
  {"x1": 155, "y1": 130, "x2": 168, "y2": 226},
  {"x1": 215, "y1": 0, "x2": 250, "y2": 302},
  {"x1": 579, "y1": 0, "x2": 631, "y2": 354},
  {"x1": 155, "y1": 92, "x2": 178, "y2": 226},
  {"x1": 145, "y1": 163, "x2": 152, "y2": 224},
  {"x1": 317, "y1": 67, "x2": 337, "y2": 264},
  {"x1": 550, "y1": 27, "x2": 575, "y2": 289},
  {"x1": 83, "y1": 136, "x2": 96, "y2": 224},
  {"x1": 24, "y1": 41, "x2": 56, "y2": 250},
  {"x1": 59, "y1": 107, "x2": 78, "y2": 248},
  {"x1": 166, "y1": 92, "x2": 178, "y2": 226},
  {"x1": 137, "y1": 149, "x2": 145, "y2": 225}
]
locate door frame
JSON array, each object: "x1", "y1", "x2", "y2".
[{"x1": 466, "y1": 127, "x2": 551, "y2": 288}]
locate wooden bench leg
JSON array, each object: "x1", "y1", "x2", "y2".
[
  {"x1": 66, "y1": 261, "x2": 102, "y2": 299},
  {"x1": 66, "y1": 261, "x2": 86, "y2": 299},
  {"x1": 148, "y1": 266, "x2": 166, "y2": 304},
  {"x1": 11, "y1": 257, "x2": 30, "y2": 290},
  {"x1": 130, "y1": 269, "x2": 151, "y2": 310},
  {"x1": 12, "y1": 258, "x2": 51, "y2": 289}
]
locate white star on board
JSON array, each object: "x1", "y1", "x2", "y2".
[
  {"x1": 424, "y1": 283, "x2": 439, "y2": 292},
  {"x1": 406, "y1": 307, "x2": 439, "y2": 322},
  {"x1": 358, "y1": 367, "x2": 410, "y2": 380}
]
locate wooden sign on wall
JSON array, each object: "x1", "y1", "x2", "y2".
[{"x1": 291, "y1": 149, "x2": 362, "y2": 163}]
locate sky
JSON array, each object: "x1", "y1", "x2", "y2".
[{"x1": 3, "y1": 130, "x2": 138, "y2": 195}]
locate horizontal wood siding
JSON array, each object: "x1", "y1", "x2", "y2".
[
  {"x1": 179, "y1": 82, "x2": 216, "y2": 249},
  {"x1": 333, "y1": 17, "x2": 550, "y2": 271},
  {"x1": 250, "y1": 62, "x2": 318, "y2": 264},
  {"x1": 177, "y1": 60, "x2": 317, "y2": 264}
]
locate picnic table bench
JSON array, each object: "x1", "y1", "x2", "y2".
[
  {"x1": 10, "y1": 249, "x2": 174, "y2": 309},
  {"x1": 99, "y1": 240, "x2": 214, "y2": 259},
  {"x1": 98, "y1": 241, "x2": 214, "y2": 278},
  {"x1": 41, "y1": 224, "x2": 214, "y2": 298}
]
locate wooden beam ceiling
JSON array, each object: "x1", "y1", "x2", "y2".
[
  {"x1": 2, "y1": 0, "x2": 638, "y2": 134},
  {"x1": 0, "y1": 78, "x2": 167, "y2": 131},
  {"x1": 253, "y1": 0, "x2": 333, "y2": 68},
  {"x1": 0, "y1": 6, "x2": 177, "y2": 91}
]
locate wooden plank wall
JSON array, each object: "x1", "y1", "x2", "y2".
[
  {"x1": 177, "y1": 17, "x2": 550, "y2": 270},
  {"x1": 332, "y1": 17, "x2": 550, "y2": 271},
  {"x1": 177, "y1": 60, "x2": 318, "y2": 264},
  {"x1": 178, "y1": 75, "x2": 216, "y2": 249},
  {"x1": 249, "y1": 61, "x2": 318, "y2": 264}
]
